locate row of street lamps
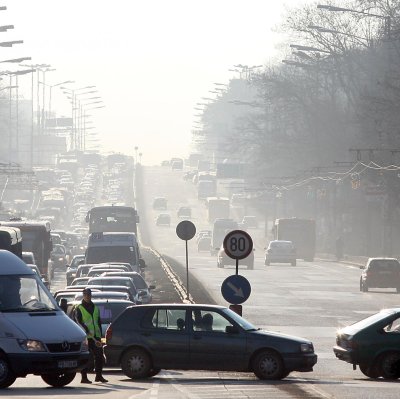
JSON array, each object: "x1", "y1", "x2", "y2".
[{"x1": 0, "y1": 5, "x2": 105, "y2": 167}]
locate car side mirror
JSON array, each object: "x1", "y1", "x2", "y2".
[
  {"x1": 360, "y1": 265, "x2": 365, "y2": 270},
  {"x1": 139, "y1": 259, "x2": 146, "y2": 268},
  {"x1": 226, "y1": 325, "x2": 239, "y2": 334}
]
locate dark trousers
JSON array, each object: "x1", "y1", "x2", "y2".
[{"x1": 82, "y1": 338, "x2": 104, "y2": 374}]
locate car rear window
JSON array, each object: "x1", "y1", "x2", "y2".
[{"x1": 369, "y1": 259, "x2": 400, "y2": 271}]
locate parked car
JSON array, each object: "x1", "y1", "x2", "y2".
[
  {"x1": 104, "y1": 304, "x2": 317, "y2": 380},
  {"x1": 51, "y1": 244, "x2": 68, "y2": 270},
  {"x1": 153, "y1": 197, "x2": 167, "y2": 210},
  {"x1": 156, "y1": 213, "x2": 171, "y2": 227},
  {"x1": 333, "y1": 308, "x2": 400, "y2": 379},
  {"x1": 217, "y1": 245, "x2": 254, "y2": 270},
  {"x1": 66, "y1": 255, "x2": 85, "y2": 285},
  {"x1": 177, "y1": 206, "x2": 192, "y2": 218},
  {"x1": 197, "y1": 235, "x2": 211, "y2": 252},
  {"x1": 264, "y1": 240, "x2": 296, "y2": 266},
  {"x1": 241, "y1": 216, "x2": 258, "y2": 229},
  {"x1": 22, "y1": 251, "x2": 36, "y2": 266},
  {"x1": 360, "y1": 258, "x2": 400, "y2": 293},
  {"x1": 67, "y1": 299, "x2": 135, "y2": 338},
  {"x1": 100, "y1": 271, "x2": 155, "y2": 304}
]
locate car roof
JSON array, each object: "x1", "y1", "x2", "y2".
[{"x1": 368, "y1": 257, "x2": 399, "y2": 261}]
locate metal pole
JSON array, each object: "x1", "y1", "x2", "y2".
[
  {"x1": 186, "y1": 240, "x2": 189, "y2": 300},
  {"x1": 236, "y1": 258, "x2": 239, "y2": 275},
  {"x1": 16, "y1": 75, "x2": 19, "y2": 162},
  {"x1": 31, "y1": 68, "x2": 34, "y2": 168},
  {"x1": 41, "y1": 70, "x2": 45, "y2": 134},
  {"x1": 8, "y1": 75, "x2": 12, "y2": 156}
]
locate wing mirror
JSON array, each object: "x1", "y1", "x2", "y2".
[
  {"x1": 225, "y1": 325, "x2": 239, "y2": 334},
  {"x1": 360, "y1": 265, "x2": 366, "y2": 270},
  {"x1": 139, "y1": 259, "x2": 146, "y2": 269}
]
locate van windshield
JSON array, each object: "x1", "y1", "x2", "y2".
[
  {"x1": 86, "y1": 246, "x2": 138, "y2": 265},
  {"x1": 0, "y1": 275, "x2": 57, "y2": 312}
]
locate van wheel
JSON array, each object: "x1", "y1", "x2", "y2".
[
  {"x1": 0, "y1": 355, "x2": 16, "y2": 389},
  {"x1": 121, "y1": 348, "x2": 152, "y2": 379},
  {"x1": 379, "y1": 352, "x2": 400, "y2": 379},
  {"x1": 362, "y1": 282, "x2": 369, "y2": 292},
  {"x1": 252, "y1": 350, "x2": 285, "y2": 380},
  {"x1": 41, "y1": 372, "x2": 76, "y2": 387},
  {"x1": 217, "y1": 262, "x2": 224, "y2": 268}
]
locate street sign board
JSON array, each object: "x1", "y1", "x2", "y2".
[
  {"x1": 176, "y1": 220, "x2": 196, "y2": 241},
  {"x1": 223, "y1": 230, "x2": 253, "y2": 260},
  {"x1": 221, "y1": 274, "x2": 251, "y2": 304}
]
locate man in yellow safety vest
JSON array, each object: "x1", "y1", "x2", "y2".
[{"x1": 75, "y1": 288, "x2": 108, "y2": 383}]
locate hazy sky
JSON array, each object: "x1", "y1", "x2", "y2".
[{"x1": 3, "y1": 0, "x2": 314, "y2": 164}]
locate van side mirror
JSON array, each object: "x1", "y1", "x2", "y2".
[
  {"x1": 139, "y1": 259, "x2": 146, "y2": 268},
  {"x1": 360, "y1": 265, "x2": 365, "y2": 270}
]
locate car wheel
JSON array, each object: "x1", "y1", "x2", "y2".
[
  {"x1": 121, "y1": 348, "x2": 152, "y2": 379},
  {"x1": 147, "y1": 368, "x2": 161, "y2": 377},
  {"x1": 362, "y1": 282, "x2": 369, "y2": 292},
  {"x1": 359, "y1": 279, "x2": 363, "y2": 292},
  {"x1": 359, "y1": 363, "x2": 380, "y2": 379},
  {"x1": 217, "y1": 262, "x2": 223, "y2": 268},
  {"x1": 0, "y1": 355, "x2": 16, "y2": 389},
  {"x1": 252, "y1": 350, "x2": 286, "y2": 380},
  {"x1": 41, "y1": 372, "x2": 76, "y2": 387},
  {"x1": 379, "y1": 352, "x2": 400, "y2": 379}
]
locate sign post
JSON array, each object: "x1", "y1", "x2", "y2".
[
  {"x1": 223, "y1": 230, "x2": 253, "y2": 275},
  {"x1": 176, "y1": 220, "x2": 196, "y2": 301}
]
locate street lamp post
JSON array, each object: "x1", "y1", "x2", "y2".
[{"x1": 134, "y1": 146, "x2": 138, "y2": 165}]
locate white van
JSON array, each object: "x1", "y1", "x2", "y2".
[
  {"x1": 85, "y1": 232, "x2": 143, "y2": 269},
  {"x1": 0, "y1": 250, "x2": 89, "y2": 389}
]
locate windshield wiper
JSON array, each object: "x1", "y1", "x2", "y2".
[{"x1": 27, "y1": 307, "x2": 57, "y2": 312}]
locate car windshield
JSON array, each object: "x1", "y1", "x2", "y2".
[
  {"x1": 346, "y1": 310, "x2": 395, "y2": 332},
  {"x1": 221, "y1": 308, "x2": 257, "y2": 331},
  {"x1": 86, "y1": 246, "x2": 137, "y2": 265},
  {"x1": 0, "y1": 275, "x2": 57, "y2": 312},
  {"x1": 369, "y1": 259, "x2": 400, "y2": 270}
]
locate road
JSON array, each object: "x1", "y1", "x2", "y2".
[{"x1": 11, "y1": 165, "x2": 400, "y2": 398}]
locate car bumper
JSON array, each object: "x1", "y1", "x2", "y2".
[
  {"x1": 333, "y1": 345, "x2": 355, "y2": 363},
  {"x1": 8, "y1": 352, "x2": 90, "y2": 376},
  {"x1": 283, "y1": 353, "x2": 317, "y2": 372},
  {"x1": 265, "y1": 256, "x2": 296, "y2": 262}
]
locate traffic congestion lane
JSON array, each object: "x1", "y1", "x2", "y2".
[{"x1": 139, "y1": 165, "x2": 400, "y2": 399}]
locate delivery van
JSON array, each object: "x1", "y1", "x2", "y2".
[{"x1": 0, "y1": 250, "x2": 89, "y2": 388}]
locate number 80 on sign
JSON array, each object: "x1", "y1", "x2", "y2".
[{"x1": 223, "y1": 230, "x2": 253, "y2": 260}]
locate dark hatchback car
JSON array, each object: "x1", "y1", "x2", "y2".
[
  {"x1": 104, "y1": 304, "x2": 317, "y2": 380},
  {"x1": 360, "y1": 258, "x2": 400, "y2": 293},
  {"x1": 333, "y1": 308, "x2": 400, "y2": 379}
]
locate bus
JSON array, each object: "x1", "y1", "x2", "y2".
[
  {"x1": 1, "y1": 220, "x2": 53, "y2": 279},
  {"x1": 206, "y1": 197, "x2": 230, "y2": 223},
  {"x1": 86, "y1": 232, "x2": 141, "y2": 268},
  {"x1": 86, "y1": 205, "x2": 139, "y2": 235},
  {"x1": 273, "y1": 218, "x2": 316, "y2": 261},
  {"x1": 0, "y1": 226, "x2": 22, "y2": 259}
]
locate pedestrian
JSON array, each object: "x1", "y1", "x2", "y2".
[
  {"x1": 75, "y1": 288, "x2": 108, "y2": 383},
  {"x1": 60, "y1": 298, "x2": 68, "y2": 313}
]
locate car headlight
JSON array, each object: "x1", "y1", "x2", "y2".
[
  {"x1": 18, "y1": 339, "x2": 47, "y2": 352},
  {"x1": 300, "y1": 343, "x2": 314, "y2": 353},
  {"x1": 81, "y1": 338, "x2": 89, "y2": 352}
]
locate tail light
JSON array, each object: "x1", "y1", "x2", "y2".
[{"x1": 105, "y1": 325, "x2": 112, "y2": 342}]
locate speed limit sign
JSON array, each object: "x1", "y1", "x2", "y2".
[{"x1": 223, "y1": 230, "x2": 253, "y2": 260}]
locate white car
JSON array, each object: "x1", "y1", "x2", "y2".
[{"x1": 265, "y1": 240, "x2": 296, "y2": 266}]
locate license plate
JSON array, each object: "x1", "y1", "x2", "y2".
[{"x1": 58, "y1": 360, "x2": 77, "y2": 368}]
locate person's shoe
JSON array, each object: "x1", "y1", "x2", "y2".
[
  {"x1": 81, "y1": 376, "x2": 92, "y2": 384},
  {"x1": 95, "y1": 374, "x2": 108, "y2": 383}
]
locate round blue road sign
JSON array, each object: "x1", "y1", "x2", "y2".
[{"x1": 221, "y1": 274, "x2": 251, "y2": 305}]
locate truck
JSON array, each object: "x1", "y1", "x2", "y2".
[
  {"x1": 273, "y1": 218, "x2": 316, "y2": 261},
  {"x1": 1, "y1": 220, "x2": 53, "y2": 280},
  {"x1": 206, "y1": 197, "x2": 230, "y2": 223},
  {"x1": 198, "y1": 180, "x2": 217, "y2": 200},
  {"x1": 211, "y1": 218, "x2": 239, "y2": 255},
  {"x1": 0, "y1": 226, "x2": 22, "y2": 259}
]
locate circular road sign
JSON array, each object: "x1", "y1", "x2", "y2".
[
  {"x1": 176, "y1": 220, "x2": 196, "y2": 241},
  {"x1": 221, "y1": 274, "x2": 251, "y2": 304},
  {"x1": 223, "y1": 230, "x2": 253, "y2": 260}
]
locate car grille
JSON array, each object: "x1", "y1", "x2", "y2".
[{"x1": 46, "y1": 342, "x2": 81, "y2": 353}]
